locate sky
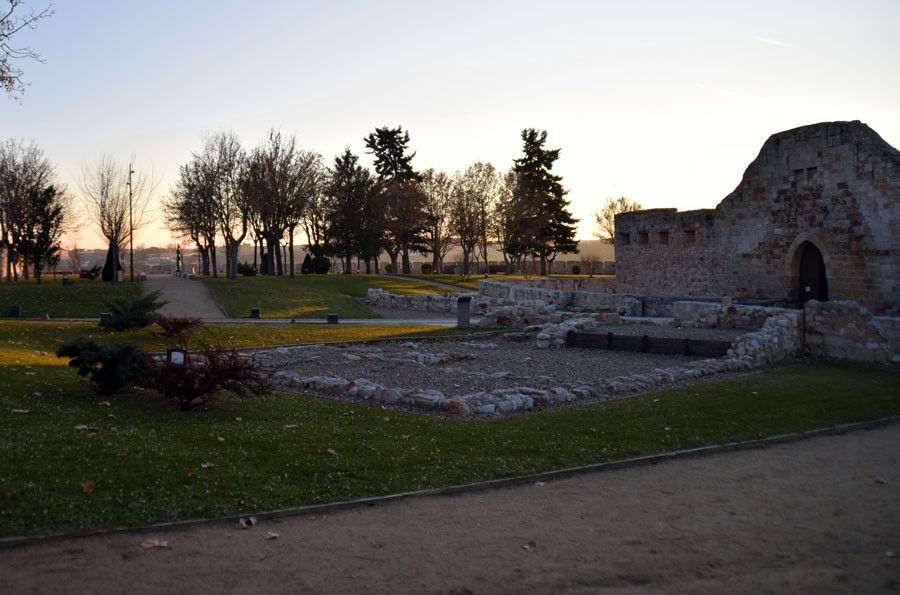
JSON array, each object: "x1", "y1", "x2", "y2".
[{"x1": 3, "y1": 0, "x2": 899, "y2": 249}]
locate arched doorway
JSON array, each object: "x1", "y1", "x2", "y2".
[{"x1": 797, "y1": 241, "x2": 828, "y2": 306}]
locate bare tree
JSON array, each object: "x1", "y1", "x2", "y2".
[
  {"x1": 0, "y1": 138, "x2": 54, "y2": 280},
  {"x1": 594, "y1": 195, "x2": 642, "y2": 242},
  {"x1": 493, "y1": 170, "x2": 518, "y2": 273},
  {"x1": 1, "y1": 1, "x2": 54, "y2": 97},
  {"x1": 199, "y1": 132, "x2": 248, "y2": 279},
  {"x1": 449, "y1": 162, "x2": 498, "y2": 276},
  {"x1": 420, "y1": 168, "x2": 453, "y2": 274},
  {"x1": 164, "y1": 159, "x2": 217, "y2": 276},
  {"x1": 245, "y1": 130, "x2": 316, "y2": 276},
  {"x1": 79, "y1": 157, "x2": 152, "y2": 282}
]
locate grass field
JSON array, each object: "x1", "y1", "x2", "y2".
[
  {"x1": 404, "y1": 274, "x2": 616, "y2": 291},
  {"x1": 0, "y1": 279, "x2": 140, "y2": 319},
  {"x1": 0, "y1": 320, "x2": 476, "y2": 354},
  {"x1": 203, "y1": 275, "x2": 455, "y2": 318},
  {"x1": 1, "y1": 343, "x2": 897, "y2": 538}
]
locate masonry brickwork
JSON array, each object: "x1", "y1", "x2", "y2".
[{"x1": 614, "y1": 121, "x2": 900, "y2": 316}]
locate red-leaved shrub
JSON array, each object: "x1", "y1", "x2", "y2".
[{"x1": 153, "y1": 348, "x2": 269, "y2": 410}]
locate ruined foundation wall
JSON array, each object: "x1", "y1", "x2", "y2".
[{"x1": 615, "y1": 121, "x2": 900, "y2": 315}]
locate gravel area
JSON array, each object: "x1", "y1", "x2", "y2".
[{"x1": 259, "y1": 337, "x2": 706, "y2": 399}]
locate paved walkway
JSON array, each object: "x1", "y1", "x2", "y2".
[
  {"x1": 140, "y1": 274, "x2": 227, "y2": 319},
  {"x1": 2, "y1": 424, "x2": 898, "y2": 593}
]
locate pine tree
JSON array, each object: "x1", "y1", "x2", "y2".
[
  {"x1": 508, "y1": 129, "x2": 579, "y2": 275},
  {"x1": 325, "y1": 149, "x2": 379, "y2": 274},
  {"x1": 363, "y1": 126, "x2": 427, "y2": 274},
  {"x1": 17, "y1": 185, "x2": 65, "y2": 283}
]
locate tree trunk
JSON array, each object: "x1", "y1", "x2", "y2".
[
  {"x1": 386, "y1": 248, "x2": 398, "y2": 274},
  {"x1": 401, "y1": 244, "x2": 411, "y2": 275},
  {"x1": 210, "y1": 240, "x2": 218, "y2": 277},
  {"x1": 265, "y1": 235, "x2": 278, "y2": 276},
  {"x1": 364, "y1": 258, "x2": 371, "y2": 274},
  {"x1": 344, "y1": 254, "x2": 352, "y2": 275},
  {"x1": 540, "y1": 255, "x2": 547, "y2": 276},
  {"x1": 462, "y1": 250, "x2": 470, "y2": 276},
  {"x1": 431, "y1": 249, "x2": 440, "y2": 274},
  {"x1": 288, "y1": 227, "x2": 296, "y2": 278}
]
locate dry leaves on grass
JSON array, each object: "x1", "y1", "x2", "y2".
[
  {"x1": 11, "y1": 409, "x2": 29, "y2": 414},
  {"x1": 81, "y1": 481, "x2": 96, "y2": 494},
  {"x1": 200, "y1": 462, "x2": 216, "y2": 469},
  {"x1": 325, "y1": 448, "x2": 338, "y2": 457}
]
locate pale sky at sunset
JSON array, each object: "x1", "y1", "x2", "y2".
[{"x1": 4, "y1": 0, "x2": 899, "y2": 249}]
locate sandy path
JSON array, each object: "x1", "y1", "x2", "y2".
[
  {"x1": 141, "y1": 274, "x2": 227, "y2": 319},
  {"x1": 2, "y1": 425, "x2": 898, "y2": 594}
]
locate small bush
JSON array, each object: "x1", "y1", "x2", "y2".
[
  {"x1": 384, "y1": 263, "x2": 393, "y2": 274},
  {"x1": 237, "y1": 261, "x2": 256, "y2": 276},
  {"x1": 312, "y1": 255, "x2": 330, "y2": 274},
  {"x1": 154, "y1": 314, "x2": 203, "y2": 344},
  {"x1": 421, "y1": 263, "x2": 433, "y2": 275},
  {"x1": 152, "y1": 348, "x2": 270, "y2": 410},
  {"x1": 300, "y1": 253, "x2": 314, "y2": 274},
  {"x1": 101, "y1": 290, "x2": 166, "y2": 331},
  {"x1": 571, "y1": 265, "x2": 581, "y2": 275},
  {"x1": 56, "y1": 339, "x2": 151, "y2": 394}
]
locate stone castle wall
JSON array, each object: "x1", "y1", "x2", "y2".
[{"x1": 615, "y1": 121, "x2": 900, "y2": 316}]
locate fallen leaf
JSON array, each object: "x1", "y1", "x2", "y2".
[
  {"x1": 283, "y1": 424, "x2": 298, "y2": 429},
  {"x1": 236, "y1": 516, "x2": 258, "y2": 529},
  {"x1": 522, "y1": 540, "x2": 537, "y2": 551},
  {"x1": 265, "y1": 532, "x2": 279, "y2": 541},
  {"x1": 97, "y1": 401, "x2": 111, "y2": 407},
  {"x1": 216, "y1": 436, "x2": 225, "y2": 442},
  {"x1": 325, "y1": 448, "x2": 338, "y2": 457},
  {"x1": 534, "y1": 481, "x2": 545, "y2": 487},
  {"x1": 140, "y1": 539, "x2": 170, "y2": 549},
  {"x1": 200, "y1": 462, "x2": 216, "y2": 469},
  {"x1": 81, "y1": 480, "x2": 96, "y2": 494},
  {"x1": 12, "y1": 409, "x2": 29, "y2": 414}
]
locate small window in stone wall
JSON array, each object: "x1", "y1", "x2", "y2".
[
  {"x1": 621, "y1": 233, "x2": 631, "y2": 245},
  {"x1": 659, "y1": 231, "x2": 669, "y2": 244},
  {"x1": 638, "y1": 232, "x2": 648, "y2": 245},
  {"x1": 684, "y1": 230, "x2": 696, "y2": 244}
]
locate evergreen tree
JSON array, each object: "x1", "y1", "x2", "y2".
[
  {"x1": 508, "y1": 129, "x2": 578, "y2": 275},
  {"x1": 325, "y1": 149, "x2": 379, "y2": 274},
  {"x1": 363, "y1": 126, "x2": 427, "y2": 274},
  {"x1": 17, "y1": 185, "x2": 65, "y2": 283}
]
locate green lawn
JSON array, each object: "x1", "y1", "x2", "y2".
[
  {"x1": 0, "y1": 320, "x2": 479, "y2": 354},
  {"x1": 1, "y1": 350, "x2": 897, "y2": 538},
  {"x1": 203, "y1": 275, "x2": 456, "y2": 318},
  {"x1": 0, "y1": 279, "x2": 140, "y2": 318},
  {"x1": 404, "y1": 274, "x2": 616, "y2": 291}
]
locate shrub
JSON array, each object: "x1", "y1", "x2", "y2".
[
  {"x1": 312, "y1": 255, "x2": 330, "y2": 274},
  {"x1": 384, "y1": 263, "x2": 393, "y2": 274},
  {"x1": 154, "y1": 314, "x2": 203, "y2": 344},
  {"x1": 56, "y1": 339, "x2": 151, "y2": 394},
  {"x1": 300, "y1": 253, "x2": 313, "y2": 274},
  {"x1": 421, "y1": 263, "x2": 433, "y2": 275},
  {"x1": 152, "y1": 348, "x2": 270, "y2": 410},
  {"x1": 571, "y1": 265, "x2": 581, "y2": 275},
  {"x1": 237, "y1": 261, "x2": 256, "y2": 276},
  {"x1": 101, "y1": 290, "x2": 166, "y2": 331}
]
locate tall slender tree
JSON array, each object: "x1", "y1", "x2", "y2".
[
  {"x1": 364, "y1": 126, "x2": 426, "y2": 274},
  {"x1": 325, "y1": 148, "x2": 378, "y2": 274},
  {"x1": 421, "y1": 169, "x2": 453, "y2": 273},
  {"x1": 508, "y1": 129, "x2": 578, "y2": 275},
  {"x1": 15, "y1": 184, "x2": 64, "y2": 282}
]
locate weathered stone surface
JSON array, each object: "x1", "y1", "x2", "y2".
[
  {"x1": 804, "y1": 300, "x2": 892, "y2": 363},
  {"x1": 615, "y1": 121, "x2": 900, "y2": 316}
]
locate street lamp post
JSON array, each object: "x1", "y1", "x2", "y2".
[{"x1": 128, "y1": 164, "x2": 134, "y2": 282}]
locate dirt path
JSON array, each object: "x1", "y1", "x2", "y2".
[
  {"x1": 141, "y1": 274, "x2": 227, "y2": 319},
  {"x1": 2, "y1": 425, "x2": 899, "y2": 594}
]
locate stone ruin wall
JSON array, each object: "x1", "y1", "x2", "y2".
[{"x1": 615, "y1": 121, "x2": 900, "y2": 316}]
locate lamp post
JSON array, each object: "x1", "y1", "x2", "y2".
[{"x1": 127, "y1": 163, "x2": 134, "y2": 282}]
